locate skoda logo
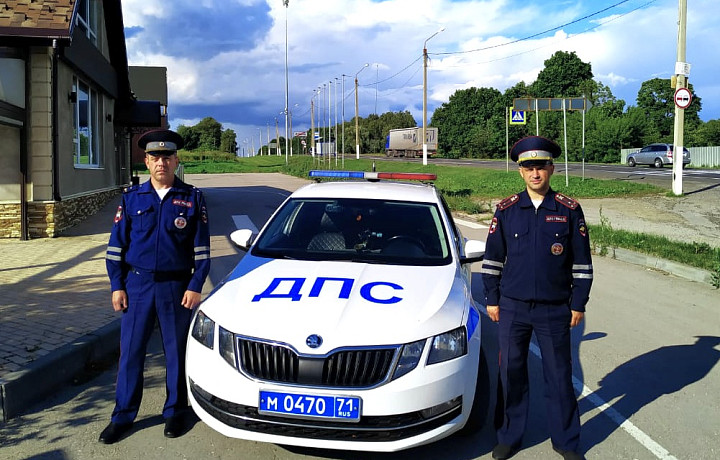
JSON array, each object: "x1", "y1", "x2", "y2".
[{"x1": 306, "y1": 334, "x2": 323, "y2": 349}]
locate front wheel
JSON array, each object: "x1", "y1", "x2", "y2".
[
  {"x1": 457, "y1": 346, "x2": 490, "y2": 436},
  {"x1": 627, "y1": 157, "x2": 636, "y2": 167}
]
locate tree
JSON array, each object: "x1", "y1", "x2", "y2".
[
  {"x1": 195, "y1": 117, "x2": 223, "y2": 151},
  {"x1": 220, "y1": 129, "x2": 237, "y2": 154},
  {"x1": 696, "y1": 119, "x2": 720, "y2": 146},
  {"x1": 532, "y1": 51, "x2": 593, "y2": 98},
  {"x1": 176, "y1": 125, "x2": 199, "y2": 150},
  {"x1": 635, "y1": 78, "x2": 702, "y2": 142}
]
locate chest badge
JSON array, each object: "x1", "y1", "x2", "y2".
[
  {"x1": 174, "y1": 216, "x2": 187, "y2": 229},
  {"x1": 551, "y1": 242, "x2": 564, "y2": 256}
]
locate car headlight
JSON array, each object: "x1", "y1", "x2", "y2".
[
  {"x1": 392, "y1": 339, "x2": 425, "y2": 380},
  {"x1": 191, "y1": 310, "x2": 215, "y2": 349},
  {"x1": 219, "y1": 326, "x2": 237, "y2": 369},
  {"x1": 427, "y1": 327, "x2": 467, "y2": 365}
]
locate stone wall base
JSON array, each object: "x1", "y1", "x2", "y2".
[{"x1": 0, "y1": 189, "x2": 121, "y2": 239}]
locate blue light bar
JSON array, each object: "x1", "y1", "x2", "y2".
[{"x1": 308, "y1": 170, "x2": 366, "y2": 179}]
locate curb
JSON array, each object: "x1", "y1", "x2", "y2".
[
  {"x1": 610, "y1": 247, "x2": 714, "y2": 286},
  {"x1": 0, "y1": 319, "x2": 121, "y2": 423}
]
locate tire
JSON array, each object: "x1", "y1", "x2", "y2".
[
  {"x1": 457, "y1": 346, "x2": 490, "y2": 436},
  {"x1": 654, "y1": 158, "x2": 663, "y2": 168},
  {"x1": 627, "y1": 157, "x2": 636, "y2": 167}
]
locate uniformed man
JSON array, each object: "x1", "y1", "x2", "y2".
[
  {"x1": 100, "y1": 129, "x2": 211, "y2": 444},
  {"x1": 481, "y1": 136, "x2": 593, "y2": 460}
]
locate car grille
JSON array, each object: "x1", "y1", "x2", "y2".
[
  {"x1": 238, "y1": 337, "x2": 398, "y2": 388},
  {"x1": 190, "y1": 379, "x2": 462, "y2": 442}
]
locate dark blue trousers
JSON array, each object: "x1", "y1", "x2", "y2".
[
  {"x1": 111, "y1": 270, "x2": 194, "y2": 424},
  {"x1": 494, "y1": 296, "x2": 580, "y2": 452}
]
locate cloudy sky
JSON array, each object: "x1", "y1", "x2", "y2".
[{"x1": 120, "y1": 0, "x2": 718, "y2": 152}]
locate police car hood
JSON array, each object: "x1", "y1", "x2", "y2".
[{"x1": 200, "y1": 254, "x2": 469, "y2": 354}]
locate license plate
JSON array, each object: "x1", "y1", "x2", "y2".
[{"x1": 259, "y1": 390, "x2": 361, "y2": 422}]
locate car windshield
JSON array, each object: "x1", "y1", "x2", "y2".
[{"x1": 251, "y1": 197, "x2": 452, "y2": 266}]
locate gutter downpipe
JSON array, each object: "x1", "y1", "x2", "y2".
[
  {"x1": 20, "y1": 49, "x2": 30, "y2": 240},
  {"x1": 51, "y1": 39, "x2": 61, "y2": 203}
]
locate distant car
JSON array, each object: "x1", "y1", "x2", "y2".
[
  {"x1": 186, "y1": 170, "x2": 489, "y2": 452},
  {"x1": 627, "y1": 143, "x2": 691, "y2": 168}
]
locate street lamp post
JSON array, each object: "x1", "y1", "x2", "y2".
[
  {"x1": 275, "y1": 117, "x2": 280, "y2": 156},
  {"x1": 334, "y1": 77, "x2": 339, "y2": 165},
  {"x1": 257, "y1": 128, "x2": 262, "y2": 156},
  {"x1": 423, "y1": 27, "x2": 444, "y2": 166},
  {"x1": 283, "y1": 0, "x2": 290, "y2": 165},
  {"x1": 355, "y1": 63, "x2": 369, "y2": 159},
  {"x1": 341, "y1": 74, "x2": 347, "y2": 167}
]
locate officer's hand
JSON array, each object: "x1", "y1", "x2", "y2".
[
  {"x1": 182, "y1": 290, "x2": 202, "y2": 310},
  {"x1": 570, "y1": 310, "x2": 584, "y2": 327},
  {"x1": 111, "y1": 290, "x2": 128, "y2": 312},
  {"x1": 487, "y1": 305, "x2": 500, "y2": 322}
]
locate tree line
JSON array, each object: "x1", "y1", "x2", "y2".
[{"x1": 299, "y1": 50, "x2": 719, "y2": 163}]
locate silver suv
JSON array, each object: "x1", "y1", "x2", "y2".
[{"x1": 627, "y1": 143, "x2": 691, "y2": 168}]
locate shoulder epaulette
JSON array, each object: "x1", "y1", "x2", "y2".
[
  {"x1": 497, "y1": 194, "x2": 520, "y2": 210},
  {"x1": 555, "y1": 192, "x2": 578, "y2": 210},
  {"x1": 122, "y1": 184, "x2": 139, "y2": 194}
]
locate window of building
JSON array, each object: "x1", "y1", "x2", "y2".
[
  {"x1": 73, "y1": 77, "x2": 102, "y2": 167},
  {"x1": 76, "y1": 0, "x2": 98, "y2": 44}
]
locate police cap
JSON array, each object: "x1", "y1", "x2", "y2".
[
  {"x1": 138, "y1": 129, "x2": 184, "y2": 155},
  {"x1": 510, "y1": 136, "x2": 561, "y2": 166}
]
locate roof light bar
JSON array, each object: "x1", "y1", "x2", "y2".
[{"x1": 308, "y1": 170, "x2": 436, "y2": 181}]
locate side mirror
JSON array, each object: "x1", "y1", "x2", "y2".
[
  {"x1": 460, "y1": 239, "x2": 485, "y2": 264},
  {"x1": 230, "y1": 229, "x2": 254, "y2": 250}
]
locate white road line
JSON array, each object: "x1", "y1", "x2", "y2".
[
  {"x1": 232, "y1": 215, "x2": 258, "y2": 233},
  {"x1": 526, "y1": 342, "x2": 678, "y2": 460},
  {"x1": 455, "y1": 218, "x2": 488, "y2": 229}
]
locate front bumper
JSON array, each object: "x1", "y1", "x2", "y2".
[{"x1": 186, "y1": 332, "x2": 480, "y2": 452}]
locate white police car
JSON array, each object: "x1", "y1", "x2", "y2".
[{"x1": 186, "y1": 171, "x2": 489, "y2": 452}]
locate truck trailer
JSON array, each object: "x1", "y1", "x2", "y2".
[{"x1": 385, "y1": 127, "x2": 438, "y2": 158}]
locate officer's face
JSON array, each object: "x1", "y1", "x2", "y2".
[
  {"x1": 145, "y1": 152, "x2": 179, "y2": 187},
  {"x1": 519, "y1": 162, "x2": 554, "y2": 196}
]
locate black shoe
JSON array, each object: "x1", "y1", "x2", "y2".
[
  {"x1": 98, "y1": 422, "x2": 132, "y2": 444},
  {"x1": 164, "y1": 414, "x2": 185, "y2": 438},
  {"x1": 553, "y1": 446, "x2": 585, "y2": 460},
  {"x1": 492, "y1": 444, "x2": 518, "y2": 460}
]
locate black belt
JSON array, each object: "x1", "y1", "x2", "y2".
[{"x1": 131, "y1": 267, "x2": 192, "y2": 282}]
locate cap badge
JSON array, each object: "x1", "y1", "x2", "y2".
[
  {"x1": 551, "y1": 243, "x2": 564, "y2": 256},
  {"x1": 174, "y1": 216, "x2": 187, "y2": 229},
  {"x1": 159, "y1": 141, "x2": 165, "y2": 147},
  {"x1": 531, "y1": 152, "x2": 537, "y2": 158}
]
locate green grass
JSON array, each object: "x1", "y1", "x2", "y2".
[{"x1": 173, "y1": 152, "x2": 717, "y2": 284}]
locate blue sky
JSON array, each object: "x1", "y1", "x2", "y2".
[{"x1": 121, "y1": 0, "x2": 719, "y2": 153}]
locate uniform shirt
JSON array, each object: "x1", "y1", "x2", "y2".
[
  {"x1": 106, "y1": 177, "x2": 211, "y2": 294},
  {"x1": 481, "y1": 189, "x2": 593, "y2": 311}
]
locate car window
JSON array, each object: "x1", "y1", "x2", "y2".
[{"x1": 252, "y1": 197, "x2": 452, "y2": 266}]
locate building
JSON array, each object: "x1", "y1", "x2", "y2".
[{"x1": 0, "y1": 0, "x2": 161, "y2": 239}]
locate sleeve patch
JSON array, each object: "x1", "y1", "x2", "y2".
[
  {"x1": 114, "y1": 205, "x2": 123, "y2": 224},
  {"x1": 497, "y1": 194, "x2": 520, "y2": 210},
  {"x1": 578, "y1": 218, "x2": 588, "y2": 237},
  {"x1": 555, "y1": 193, "x2": 578, "y2": 210},
  {"x1": 489, "y1": 216, "x2": 498, "y2": 234}
]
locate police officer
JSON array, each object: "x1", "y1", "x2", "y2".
[
  {"x1": 100, "y1": 129, "x2": 211, "y2": 444},
  {"x1": 481, "y1": 136, "x2": 593, "y2": 460}
]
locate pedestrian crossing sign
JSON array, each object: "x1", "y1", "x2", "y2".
[{"x1": 510, "y1": 110, "x2": 526, "y2": 125}]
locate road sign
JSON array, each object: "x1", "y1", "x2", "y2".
[
  {"x1": 674, "y1": 88, "x2": 692, "y2": 109},
  {"x1": 510, "y1": 110, "x2": 526, "y2": 125}
]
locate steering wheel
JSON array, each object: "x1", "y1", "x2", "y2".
[{"x1": 385, "y1": 235, "x2": 426, "y2": 252}]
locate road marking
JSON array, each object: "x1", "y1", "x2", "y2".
[
  {"x1": 232, "y1": 215, "x2": 259, "y2": 233},
  {"x1": 527, "y1": 342, "x2": 678, "y2": 460},
  {"x1": 455, "y1": 218, "x2": 488, "y2": 229}
]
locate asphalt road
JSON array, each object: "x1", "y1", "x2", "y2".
[{"x1": 1, "y1": 174, "x2": 718, "y2": 460}]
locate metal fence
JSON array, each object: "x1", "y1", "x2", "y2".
[{"x1": 620, "y1": 146, "x2": 720, "y2": 167}]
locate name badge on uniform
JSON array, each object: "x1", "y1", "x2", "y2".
[
  {"x1": 551, "y1": 243, "x2": 564, "y2": 255},
  {"x1": 174, "y1": 216, "x2": 187, "y2": 229}
]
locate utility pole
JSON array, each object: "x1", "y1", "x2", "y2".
[{"x1": 672, "y1": 0, "x2": 688, "y2": 196}]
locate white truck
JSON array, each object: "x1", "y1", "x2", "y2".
[{"x1": 385, "y1": 127, "x2": 438, "y2": 158}]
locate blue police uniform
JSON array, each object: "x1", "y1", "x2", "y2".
[
  {"x1": 481, "y1": 136, "x2": 593, "y2": 457},
  {"x1": 105, "y1": 176, "x2": 210, "y2": 425}
]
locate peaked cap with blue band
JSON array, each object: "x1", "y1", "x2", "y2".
[
  {"x1": 510, "y1": 136, "x2": 561, "y2": 165},
  {"x1": 138, "y1": 129, "x2": 184, "y2": 154}
]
